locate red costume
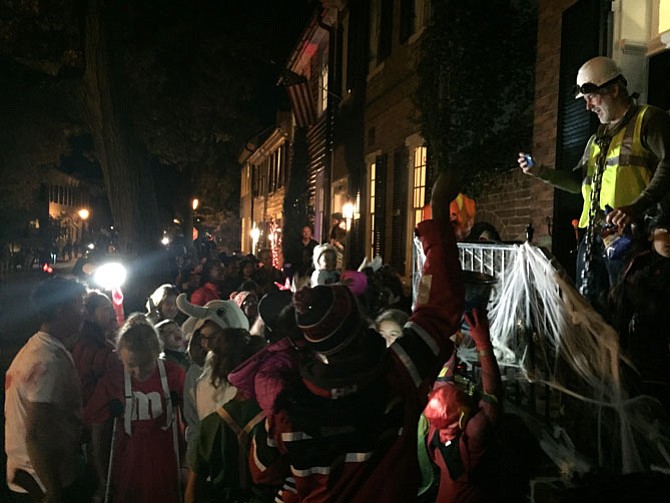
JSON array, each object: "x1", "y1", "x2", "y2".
[
  {"x1": 85, "y1": 358, "x2": 185, "y2": 503},
  {"x1": 424, "y1": 310, "x2": 503, "y2": 502},
  {"x1": 190, "y1": 282, "x2": 220, "y2": 306},
  {"x1": 250, "y1": 218, "x2": 465, "y2": 502}
]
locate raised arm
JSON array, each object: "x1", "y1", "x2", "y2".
[
  {"x1": 393, "y1": 171, "x2": 465, "y2": 395},
  {"x1": 463, "y1": 308, "x2": 503, "y2": 438}
]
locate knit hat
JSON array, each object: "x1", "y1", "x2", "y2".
[
  {"x1": 258, "y1": 290, "x2": 293, "y2": 333},
  {"x1": 230, "y1": 290, "x2": 253, "y2": 308},
  {"x1": 293, "y1": 285, "x2": 361, "y2": 355}
]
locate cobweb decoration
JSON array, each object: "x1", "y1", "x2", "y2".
[{"x1": 487, "y1": 242, "x2": 670, "y2": 475}]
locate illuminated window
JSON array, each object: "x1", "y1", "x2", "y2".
[
  {"x1": 369, "y1": 161, "x2": 376, "y2": 259},
  {"x1": 412, "y1": 146, "x2": 427, "y2": 228},
  {"x1": 320, "y1": 64, "x2": 329, "y2": 113},
  {"x1": 658, "y1": 0, "x2": 670, "y2": 33}
]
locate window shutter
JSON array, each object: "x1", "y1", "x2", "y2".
[
  {"x1": 391, "y1": 147, "x2": 409, "y2": 272},
  {"x1": 424, "y1": 147, "x2": 436, "y2": 207},
  {"x1": 649, "y1": 51, "x2": 670, "y2": 111},
  {"x1": 399, "y1": 0, "x2": 413, "y2": 43},
  {"x1": 553, "y1": 0, "x2": 609, "y2": 277},
  {"x1": 374, "y1": 154, "x2": 388, "y2": 258},
  {"x1": 378, "y1": 0, "x2": 393, "y2": 61}
]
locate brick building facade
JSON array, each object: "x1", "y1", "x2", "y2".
[
  {"x1": 476, "y1": 0, "x2": 574, "y2": 246},
  {"x1": 244, "y1": 0, "x2": 669, "y2": 277}
]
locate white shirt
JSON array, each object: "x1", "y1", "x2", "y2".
[
  {"x1": 195, "y1": 366, "x2": 236, "y2": 419},
  {"x1": 4, "y1": 331, "x2": 82, "y2": 493}
]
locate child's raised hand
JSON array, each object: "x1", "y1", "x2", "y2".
[
  {"x1": 430, "y1": 170, "x2": 462, "y2": 221},
  {"x1": 464, "y1": 308, "x2": 491, "y2": 349}
]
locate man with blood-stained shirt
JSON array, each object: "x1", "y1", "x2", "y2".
[{"x1": 5, "y1": 277, "x2": 88, "y2": 502}]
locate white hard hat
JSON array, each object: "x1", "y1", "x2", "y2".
[{"x1": 574, "y1": 56, "x2": 624, "y2": 98}]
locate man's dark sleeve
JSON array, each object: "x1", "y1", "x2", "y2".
[{"x1": 629, "y1": 107, "x2": 670, "y2": 217}]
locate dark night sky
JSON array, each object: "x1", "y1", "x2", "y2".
[{"x1": 1, "y1": 0, "x2": 316, "y2": 185}]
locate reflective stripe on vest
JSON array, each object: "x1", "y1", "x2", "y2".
[{"x1": 578, "y1": 105, "x2": 652, "y2": 228}]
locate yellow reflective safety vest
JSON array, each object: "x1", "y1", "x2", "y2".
[{"x1": 578, "y1": 105, "x2": 652, "y2": 228}]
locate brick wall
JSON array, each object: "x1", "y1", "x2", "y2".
[
  {"x1": 363, "y1": 31, "x2": 422, "y2": 268},
  {"x1": 476, "y1": 0, "x2": 577, "y2": 244}
]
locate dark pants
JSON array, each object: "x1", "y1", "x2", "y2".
[
  {"x1": 576, "y1": 234, "x2": 624, "y2": 317},
  {"x1": 9, "y1": 475, "x2": 93, "y2": 503}
]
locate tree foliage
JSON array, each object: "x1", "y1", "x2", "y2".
[
  {"x1": 416, "y1": 0, "x2": 537, "y2": 195},
  {"x1": 0, "y1": 0, "x2": 314, "y2": 254},
  {"x1": 0, "y1": 58, "x2": 85, "y2": 247}
]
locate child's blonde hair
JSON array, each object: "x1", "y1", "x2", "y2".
[{"x1": 116, "y1": 313, "x2": 162, "y2": 358}]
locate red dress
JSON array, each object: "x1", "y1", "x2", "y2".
[{"x1": 85, "y1": 358, "x2": 185, "y2": 503}]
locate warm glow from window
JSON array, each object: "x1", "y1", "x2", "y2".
[
  {"x1": 660, "y1": 0, "x2": 670, "y2": 33},
  {"x1": 342, "y1": 202, "x2": 354, "y2": 231},
  {"x1": 321, "y1": 64, "x2": 329, "y2": 113},
  {"x1": 412, "y1": 146, "x2": 427, "y2": 227},
  {"x1": 369, "y1": 162, "x2": 376, "y2": 259}
]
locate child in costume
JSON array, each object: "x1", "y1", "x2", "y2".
[
  {"x1": 375, "y1": 308, "x2": 409, "y2": 347},
  {"x1": 185, "y1": 328, "x2": 272, "y2": 503},
  {"x1": 310, "y1": 243, "x2": 340, "y2": 287},
  {"x1": 423, "y1": 308, "x2": 503, "y2": 502},
  {"x1": 249, "y1": 172, "x2": 465, "y2": 502},
  {"x1": 156, "y1": 319, "x2": 190, "y2": 371},
  {"x1": 85, "y1": 314, "x2": 185, "y2": 503},
  {"x1": 146, "y1": 283, "x2": 180, "y2": 323}
]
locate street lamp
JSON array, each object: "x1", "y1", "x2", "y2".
[
  {"x1": 77, "y1": 208, "x2": 90, "y2": 251},
  {"x1": 192, "y1": 198, "x2": 200, "y2": 211}
]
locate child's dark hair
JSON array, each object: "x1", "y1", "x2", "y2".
[
  {"x1": 32, "y1": 276, "x2": 86, "y2": 323},
  {"x1": 206, "y1": 328, "x2": 266, "y2": 388},
  {"x1": 200, "y1": 260, "x2": 223, "y2": 287},
  {"x1": 84, "y1": 290, "x2": 112, "y2": 317},
  {"x1": 187, "y1": 327, "x2": 207, "y2": 367}
]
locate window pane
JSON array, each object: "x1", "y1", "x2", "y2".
[
  {"x1": 660, "y1": 0, "x2": 670, "y2": 33},
  {"x1": 412, "y1": 146, "x2": 427, "y2": 226},
  {"x1": 369, "y1": 162, "x2": 376, "y2": 258}
]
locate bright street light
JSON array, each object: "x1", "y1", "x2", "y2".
[
  {"x1": 93, "y1": 262, "x2": 127, "y2": 326},
  {"x1": 78, "y1": 208, "x2": 90, "y2": 220},
  {"x1": 93, "y1": 262, "x2": 127, "y2": 290}
]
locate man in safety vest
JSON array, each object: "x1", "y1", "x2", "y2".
[{"x1": 518, "y1": 56, "x2": 670, "y2": 311}]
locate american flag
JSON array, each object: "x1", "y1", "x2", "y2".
[{"x1": 281, "y1": 69, "x2": 317, "y2": 128}]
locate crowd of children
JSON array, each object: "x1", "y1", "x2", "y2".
[{"x1": 6, "y1": 167, "x2": 670, "y2": 502}]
